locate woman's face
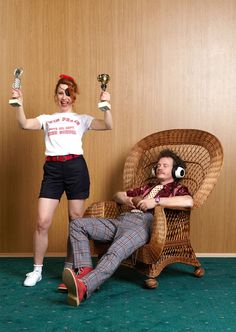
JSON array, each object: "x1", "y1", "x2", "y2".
[{"x1": 55, "y1": 84, "x2": 73, "y2": 111}]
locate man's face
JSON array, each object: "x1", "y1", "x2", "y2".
[{"x1": 156, "y1": 157, "x2": 174, "y2": 184}]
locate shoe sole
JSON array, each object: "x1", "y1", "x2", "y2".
[
  {"x1": 58, "y1": 268, "x2": 92, "y2": 292},
  {"x1": 62, "y1": 268, "x2": 80, "y2": 307},
  {"x1": 58, "y1": 286, "x2": 68, "y2": 292}
]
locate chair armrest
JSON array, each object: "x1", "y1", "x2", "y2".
[
  {"x1": 136, "y1": 206, "x2": 167, "y2": 263},
  {"x1": 137, "y1": 205, "x2": 191, "y2": 264},
  {"x1": 84, "y1": 201, "x2": 120, "y2": 219},
  {"x1": 160, "y1": 206, "x2": 191, "y2": 211}
]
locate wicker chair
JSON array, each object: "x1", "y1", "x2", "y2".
[{"x1": 84, "y1": 129, "x2": 223, "y2": 288}]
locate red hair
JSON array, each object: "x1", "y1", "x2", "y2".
[{"x1": 55, "y1": 74, "x2": 79, "y2": 102}]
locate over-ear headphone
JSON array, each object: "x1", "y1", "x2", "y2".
[{"x1": 172, "y1": 164, "x2": 185, "y2": 179}]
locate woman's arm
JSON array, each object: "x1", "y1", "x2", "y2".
[
  {"x1": 12, "y1": 89, "x2": 41, "y2": 130},
  {"x1": 90, "y1": 91, "x2": 113, "y2": 130}
]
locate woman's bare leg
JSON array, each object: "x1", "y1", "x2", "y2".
[
  {"x1": 24, "y1": 198, "x2": 59, "y2": 286},
  {"x1": 34, "y1": 198, "x2": 59, "y2": 264}
]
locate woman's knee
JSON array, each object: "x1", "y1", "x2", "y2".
[{"x1": 36, "y1": 216, "x2": 52, "y2": 233}]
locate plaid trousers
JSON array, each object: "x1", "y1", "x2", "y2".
[{"x1": 69, "y1": 212, "x2": 153, "y2": 297}]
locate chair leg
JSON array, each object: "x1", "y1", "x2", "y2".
[
  {"x1": 144, "y1": 278, "x2": 158, "y2": 289},
  {"x1": 194, "y1": 266, "x2": 205, "y2": 277}
]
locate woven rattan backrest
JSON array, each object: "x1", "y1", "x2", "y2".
[{"x1": 123, "y1": 129, "x2": 223, "y2": 208}]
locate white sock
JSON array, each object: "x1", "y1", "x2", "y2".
[{"x1": 33, "y1": 264, "x2": 43, "y2": 274}]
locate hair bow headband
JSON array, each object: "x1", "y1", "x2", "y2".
[{"x1": 59, "y1": 74, "x2": 75, "y2": 82}]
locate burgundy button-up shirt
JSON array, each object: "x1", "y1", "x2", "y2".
[{"x1": 126, "y1": 181, "x2": 191, "y2": 199}]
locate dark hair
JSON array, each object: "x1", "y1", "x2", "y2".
[
  {"x1": 54, "y1": 76, "x2": 79, "y2": 103},
  {"x1": 157, "y1": 149, "x2": 186, "y2": 169}
]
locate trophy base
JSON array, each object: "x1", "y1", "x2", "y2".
[
  {"x1": 9, "y1": 99, "x2": 22, "y2": 107},
  {"x1": 98, "y1": 101, "x2": 111, "y2": 111}
]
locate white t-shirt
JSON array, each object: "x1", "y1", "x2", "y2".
[{"x1": 37, "y1": 112, "x2": 94, "y2": 156}]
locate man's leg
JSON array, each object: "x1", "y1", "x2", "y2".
[
  {"x1": 82, "y1": 212, "x2": 153, "y2": 297},
  {"x1": 69, "y1": 217, "x2": 118, "y2": 269},
  {"x1": 63, "y1": 217, "x2": 118, "y2": 301}
]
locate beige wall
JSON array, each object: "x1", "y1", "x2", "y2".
[{"x1": 0, "y1": 0, "x2": 235, "y2": 255}]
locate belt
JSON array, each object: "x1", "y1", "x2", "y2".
[
  {"x1": 130, "y1": 209, "x2": 144, "y2": 214},
  {"x1": 45, "y1": 154, "x2": 80, "y2": 162}
]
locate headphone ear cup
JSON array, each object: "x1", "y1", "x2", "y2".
[{"x1": 174, "y1": 166, "x2": 185, "y2": 179}]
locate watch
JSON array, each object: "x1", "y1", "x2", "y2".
[{"x1": 155, "y1": 195, "x2": 160, "y2": 204}]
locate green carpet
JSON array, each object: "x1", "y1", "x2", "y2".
[{"x1": 0, "y1": 257, "x2": 235, "y2": 331}]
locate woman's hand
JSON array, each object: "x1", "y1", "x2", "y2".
[
  {"x1": 12, "y1": 88, "x2": 23, "y2": 105},
  {"x1": 100, "y1": 91, "x2": 110, "y2": 102}
]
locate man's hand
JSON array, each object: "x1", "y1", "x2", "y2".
[
  {"x1": 137, "y1": 198, "x2": 156, "y2": 212},
  {"x1": 131, "y1": 196, "x2": 143, "y2": 207},
  {"x1": 125, "y1": 197, "x2": 136, "y2": 208},
  {"x1": 113, "y1": 191, "x2": 135, "y2": 208}
]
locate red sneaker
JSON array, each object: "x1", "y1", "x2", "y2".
[
  {"x1": 62, "y1": 268, "x2": 87, "y2": 306},
  {"x1": 77, "y1": 267, "x2": 93, "y2": 278},
  {"x1": 58, "y1": 267, "x2": 93, "y2": 291}
]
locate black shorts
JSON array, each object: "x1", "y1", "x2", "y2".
[{"x1": 39, "y1": 155, "x2": 90, "y2": 200}]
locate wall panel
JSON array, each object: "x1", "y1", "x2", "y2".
[{"x1": 0, "y1": 0, "x2": 235, "y2": 255}]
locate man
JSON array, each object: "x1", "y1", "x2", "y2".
[{"x1": 62, "y1": 149, "x2": 193, "y2": 306}]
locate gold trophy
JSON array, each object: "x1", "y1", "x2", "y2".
[
  {"x1": 9, "y1": 68, "x2": 23, "y2": 107},
  {"x1": 97, "y1": 73, "x2": 111, "y2": 111}
]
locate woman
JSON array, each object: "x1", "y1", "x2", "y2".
[{"x1": 12, "y1": 74, "x2": 112, "y2": 287}]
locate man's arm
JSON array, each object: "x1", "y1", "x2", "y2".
[
  {"x1": 113, "y1": 191, "x2": 135, "y2": 208},
  {"x1": 137, "y1": 195, "x2": 193, "y2": 212},
  {"x1": 158, "y1": 195, "x2": 193, "y2": 208}
]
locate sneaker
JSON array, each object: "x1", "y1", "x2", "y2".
[
  {"x1": 77, "y1": 267, "x2": 93, "y2": 278},
  {"x1": 23, "y1": 271, "x2": 42, "y2": 287},
  {"x1": 62, "y1": 268, "x2": 87, "y2": 307},
  {"x1": 58, "y1": 267, "x2": 93, "y2": 292}
]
